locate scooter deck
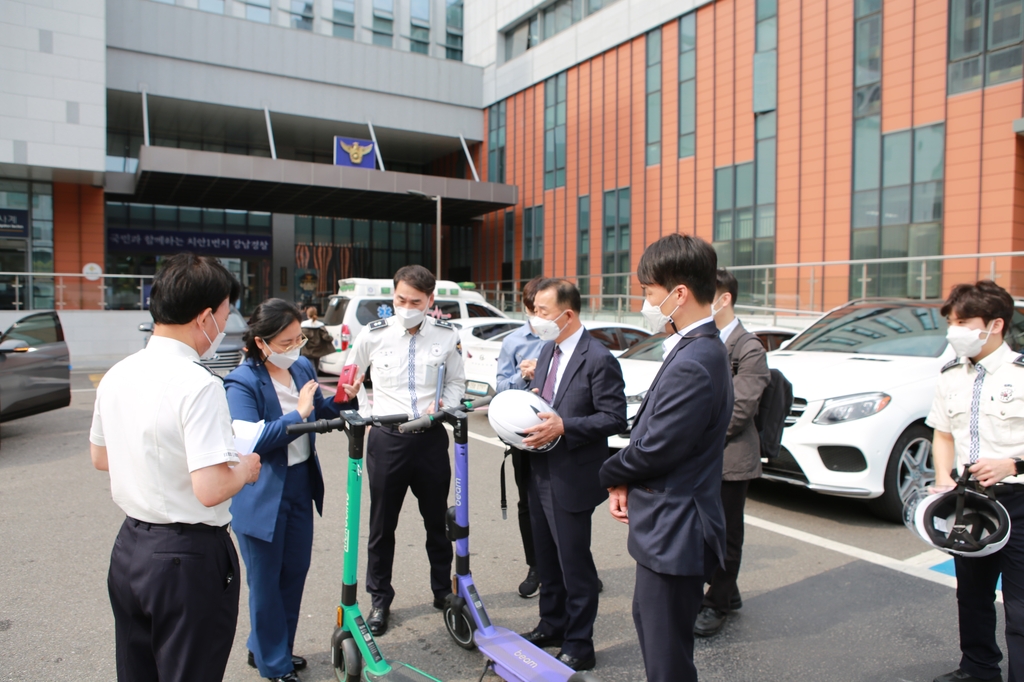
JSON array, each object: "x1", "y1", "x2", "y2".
[
  {"x1": 474, "y1": 626, "x2": 577, "y2": 681},
  {"x1": 365, "y1": 662, "x2": 442, "y2": 682}
]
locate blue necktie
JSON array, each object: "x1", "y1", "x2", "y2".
[
  {"x1": 408, "y1": 334, "x2": 419, "y2": 418},
  {"x1": 969, "y1": 364, "x2": 986, "y2": 464}
]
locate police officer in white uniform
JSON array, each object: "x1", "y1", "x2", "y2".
[
  {"x1": 348, "y1": 264, "x2": 466, "y2": 636},
  {"x1": 928, "y1": 280, "x2": 1024, "y2": 682},
  {"x1": 89, "y1": 253, "x2": 262, "y2": 682}
]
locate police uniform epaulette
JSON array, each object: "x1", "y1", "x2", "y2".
[
  {"x1": 433, "y1": 319, "x2": 455, "y2": 330},
  {"x1": 369, "y1": 319, "x2": 389, "y2": 331},
  {"x1": 1013, "y1": 353, "x2": 1024, "y2": 368},
  {"x1": 941, "y1": 358, "x2": 961, "y2": 373}
]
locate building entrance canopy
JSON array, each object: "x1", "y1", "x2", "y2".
[{"x1": 108, "y1": 146, "x2": 517, "y2": 223}]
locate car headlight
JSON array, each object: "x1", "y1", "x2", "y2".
[
  {"x1": 626, "y1": 390, "x2": 647, "y2": 405},
  {"x1": 812, "y1": 392, "x2": 891, "y2": 425}
]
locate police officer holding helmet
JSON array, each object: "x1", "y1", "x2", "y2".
[
  {"x1": 347, "y1": 265, "x2": 466, "y2": 636},
  {"x1": 928, "y1": 280, "x2": 1024, "y2": 682}
]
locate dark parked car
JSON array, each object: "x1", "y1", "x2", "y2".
[
  {"x1": 0, "y1": 311, "x2": 71, "y2": 423},
  {"x1": 138, "y1": 307, "x2": 249, "y2": 375}
]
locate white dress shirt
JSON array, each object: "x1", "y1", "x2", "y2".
[
  {"x1": 927, "y1": 342, "x2": 1024, "y2": 484},
  {"x1": 663, "y1": 315, "x2": 716, "y2": 354},
  {"x1": 547, "y1": 324, "x2": 585, "y2": 398},
  {"x1": 271, "y1": 375, "x2": 312, "y2": 466},
  {"x1": 90, "y1": 336, "x2": 239, "y2": 526},
  {"x1": 349, "y1": 316, "x2": 466, "y2": 418},
  {"x1": 718, "y1": 317, "x2": 741, "y2": 344}
]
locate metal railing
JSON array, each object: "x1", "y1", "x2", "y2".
[
  {"x1": 0, "y1": 272, "x2": 154, "y2": 311},
  {"x1": 475, "y1": 251, "x2": 1024, "y2": 323}
]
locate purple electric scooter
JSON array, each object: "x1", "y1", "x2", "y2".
[{"x1": 399, "y1": 398, "x2": 601, "y2": 682}]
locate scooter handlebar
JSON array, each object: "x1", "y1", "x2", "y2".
[
  {"x1": 463, "y1": 395, "x2": 492, "y2": 410},
  {"x1": 398, "y1": 414, "x2": 435, "y2": 433},
  {"x1": 372, "y1": 413, "x2": 412, "y2": 426},
  {"x1": 286, "y1": 417, "x2": 346, "y2": 435}
]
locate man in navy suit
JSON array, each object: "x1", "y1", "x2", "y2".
[
  {"x1": 599, "y1": 234, "x2": 733, "y2": 682},
  {"x1": 517, "y1": 278, "x2": 627, "y2": 672}
]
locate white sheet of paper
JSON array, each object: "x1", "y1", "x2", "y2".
[{"x1": 232, "y1": 419, "x2": 266, "y2": 455}]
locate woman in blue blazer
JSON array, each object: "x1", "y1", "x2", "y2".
[{"x1": 224, "y1": 299, "x2": 361, "y2": 682}]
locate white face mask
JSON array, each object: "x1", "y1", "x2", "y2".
[
  {"x1": 200, "y1": 313, "x2": 225, "y2": 360},
  {"x1": 530, "y1": 310, "x2": 567, "y2": 342},
  {"x1": 265, "y1": 345, "x2": 301, "y2": 370},
  {"x1": 640, "y1": 289, "x2": 680, "y2": 333},
  {"x1": 395, "y1": 304, "x2": 426, "y2": 329},
  {"x1": 946, "y1": 323, "x2": 994, "y2": 359},
  {"x1": 711, "y1": 296, "x2": 726, "y2": 317}
]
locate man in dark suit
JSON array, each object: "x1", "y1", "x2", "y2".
[
  {"x1": 518, "y1": 278, "x2": 627, "y2": 672},
  {"x1": 599, "y1": 234, "x2": 733, "y2": 682}
]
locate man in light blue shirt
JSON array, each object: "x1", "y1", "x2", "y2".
[{"x1": 495, "y1": 277, "x2": 544, "y2": 597}]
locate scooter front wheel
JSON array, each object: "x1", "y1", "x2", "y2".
[
  {"x1": 443, "y1": 603, "x2": 476, "y2": 650},
  {"x1": 331, "y1": 628, "x2": 362, "y2": 682},
  {"x1": 567, "y1": 673, "x2": 602, "y2": 682}
]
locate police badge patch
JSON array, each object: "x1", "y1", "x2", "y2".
[{"x1": 1001, "y1": 384, "x2": 1014, "y2": 403}]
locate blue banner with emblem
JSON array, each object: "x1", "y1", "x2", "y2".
[
  {"x1": 334, "y1": 136, "x2": 376, "y2": 169},
  {"x1": 107, "y1": 228, "x2": 271, "y2": 258},
  {"x1": 0, "y1": 209, "x2": 29, "y2": 238}
]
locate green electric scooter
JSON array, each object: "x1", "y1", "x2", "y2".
[{"x1": 287, "y1": 410, "x2": 443, "y2": 682}]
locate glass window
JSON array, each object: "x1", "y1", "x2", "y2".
[
  {"x1": 952, "y1": 0, "x2": 986, "y2": 58},
  {"x1": 716, "y1": 167, "x2": 734, "y2": 210},
  {"x1": 854, "y1": 83, "x2": 882, "y2": 118},
  {"x1": 289, "y1": 0, "x2": 313, "y2": 30},
  {"x1": 853, "y1": 190, "x2": 880, "y2": 228},
  {"x1": 756, "y1": 111, "x2": 776, "y2": 140},
  {"x1": 411, "y1": 0, "x2": 429, "y2": 21},
  {"x1": 882, "y1": 131, "x2": 912, "y2": 187},
  {"x1": 853, "y1": 115, "x2": 881, "y2": 191},
  {"x1": 757, "y1": 16, "x2": 777, "y2": 51},
  {"x1": 757, "y1": 0, "x2": 777, "y2": 20},
  {"x1": 646, "y1": 29, "x2": 662, "y2": 166},
  {"x1": 544, "y1": 73, "x2": 567, "y2": 188},
  {"x1": 199, "y1": 0, "x2": 224, "y2": 13},
  {"x1": 855, "y1": 15, "x2": 882, "y2": 86},
  {"x1": 856, "y1": 0, "x2": 882, "y2": 16},
  {"x1": 447, "y1": 0, "x2": 463, "y2": 29},
  {"x1": 949, "y1": 54, "x2": 985, "y2": 91},
  {"x1": 679, "y1": 14, "x2": 697, "y2": 159},
  {"x1": 753, "y1": 50, "x2": 778, "y2": 112},
  {"x1": 244, "y1": 1, "x2": 270, "y2": 23},
  {"x1": 881, "y1": 186, "x2": 912, "y2": 225},
  {"x1": 912, "y1": 182, "x2": 944, "y2": 223},
  {"x1": 3, "y1": 313, "x2": 60, "y2": 346},
  {"x1": 736, "y1": 163, "x2": 755, "y2": 208},
  {"x1": 913, "y1": 124, "x2": 945, "y2": 182},
  {"x1": 756, "y1": 138, "x2": 776, "y2": 205},
  {"x1": 987, "y1": 43, "x2": 1024, "y2": 83},
  {"x1": 990, "y1": 0, "x2": 1023, "y2": 49}
]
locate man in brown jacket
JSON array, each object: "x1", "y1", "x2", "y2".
[{"x1": 694, "y1": 268, "x2": 772, "y2": 638}]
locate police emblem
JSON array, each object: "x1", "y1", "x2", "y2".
[
  {"x1": 431, "y1": 343, "x2": 443, "y2": 357},
  {"x1": 1001, "y1": 384, "x2": 1014, "y2": 403}
]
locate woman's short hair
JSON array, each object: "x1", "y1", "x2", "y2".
[{"x1": 242, "y1": 298, "x2": 303, "y2": 361}]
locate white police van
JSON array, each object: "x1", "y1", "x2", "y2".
[{"x1": 317, "y1": 278, "x2": 506, "y2": 375}]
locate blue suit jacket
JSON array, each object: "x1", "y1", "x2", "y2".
[
  {"x1": 599, "y1": 322, "x2": 733, "y2": 577},
  {"x1": 224, "y1": 356, "x2": 349, "y2": 542},
  {"x1": 529, "y1": 328, "x2": 627, "y2": 513}
]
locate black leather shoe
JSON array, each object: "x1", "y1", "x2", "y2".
[
  {"x1": 556, "y1": 651, "x2": 596, "y2": 671},
  {"x1": 730, "y1": 591, "x2": 743, "y2": 611},
  {"x1": 694, "y1": 606, "x2": 728, "y2": 637},
  {"x1": 934, "y1": 670, "x2": 1003, "y2": 682},
  {"x1": 519, "y1": 568, "x2": 540, "y2": 598},
  {"x1": 269, "y1": 672, "x2": 300, "y2": 682},
  {"x1": 597, "y1": 578, "x2": 604, "y2": 593},
  {"x1": 367, "y1": 606, "x2": 389, "y2": 636},
  {"x1": 433, "y1": 594, "x2": 450, "y2": 610},
  {"x1": 248, "y1": 652, "x2": 307, "y2": 671},
  {"x1": 519, "y1": 628, "x2": 564, "y2": 648}
]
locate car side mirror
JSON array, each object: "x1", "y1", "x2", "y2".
[
  {"x1": 0, "y1": 339, "x2": 30, "y2": 353},
  {"x1": 138, "y1": 322, "x2": 153, "y2": 333}
]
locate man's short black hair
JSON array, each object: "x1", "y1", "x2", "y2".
[
  {"x1": 940, "y1": 280, "x2": 1015, "y2": 337},
  {"x1": 536, "y1": 278, "x2": 581, "y2": 314},
  {"x1": 242, "y1": 298, "x2": 302, "y2": 362},
  {"x1": 715, "y1": 268, "x2": 738, "y2": 306},
  {"x1": 637, "y1": 234, "x2": 717, "y2": 305},
  {"x1": 394, "y1": 264, "x2": 436, "y2": 295},
  {"x1": 149, "y1": 253, "x2": 240, "y2": 325}
]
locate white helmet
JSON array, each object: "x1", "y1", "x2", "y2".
[
  {"x1": 487, "y1": 389, "x2": 560, "y2": 452},
  {"x1": 904, "y1": 479, "x2": 1011, "y2": 558}
]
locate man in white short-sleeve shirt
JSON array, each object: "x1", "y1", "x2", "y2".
[{"x1": 90, "y1": 253, "x2": 261, "y2": 682}]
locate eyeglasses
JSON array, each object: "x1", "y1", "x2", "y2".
[{"x1": 263, "y1": 335, "x2": 308, "y2": 353}]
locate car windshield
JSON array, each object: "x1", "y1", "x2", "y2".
[
  {"x1": 785, "y1": 303, "x2": 950, "y2": 357},
  {"x1": 618, "y1": 333, "x2": 669, "y2": 362},
  {"x1": 224, "y1": 308, "x2": 248, "y2": 333}
]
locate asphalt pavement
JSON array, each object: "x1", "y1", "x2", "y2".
[{"x1": 0, "y1": 370, "x2": 1007, "y2": 681}]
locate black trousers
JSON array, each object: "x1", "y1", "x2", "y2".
[
  {"x1": 955, "y1": 486, "x2": 1024, "y2": 681},
  {"x1": 107, "y1": 517, "x2": 239, "y2": 682},
  {"x1": 511, "y1": 447, "x2": 536, "y2": 568},
  {"x1": 528, "y1": 453, "x2": 600, "y2": 659},
  {"x1": 703, "y1": 478, "x2": 750, "y2": 611},
  {"x1": 634, "y1": 545, "x2": 718, "y2": 682},
  {"x1": 366, "y1": 425, "x2": 453, "y2": 609}
]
